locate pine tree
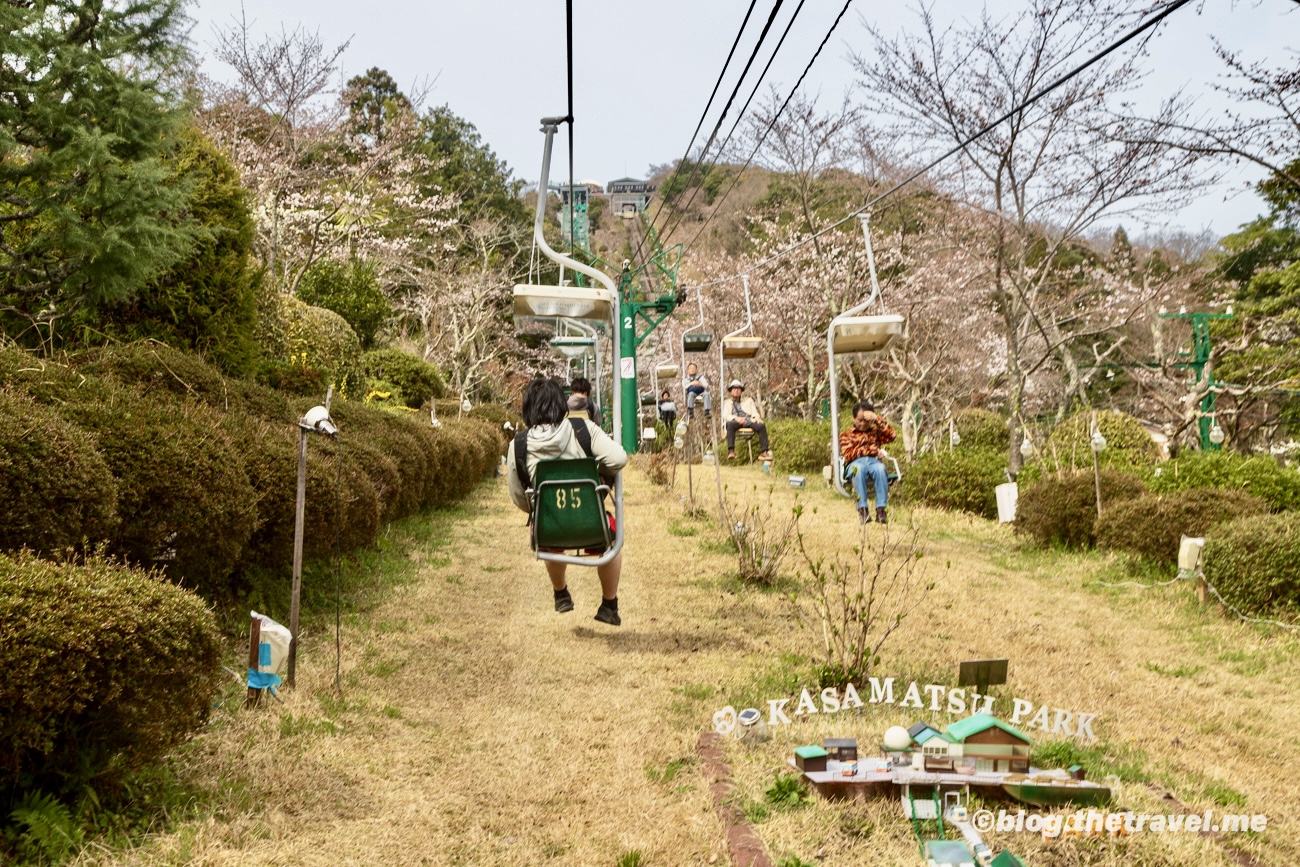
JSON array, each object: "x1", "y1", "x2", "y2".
[{"x1": 0, "y1": 0, "x2": 198, "y2": 350}]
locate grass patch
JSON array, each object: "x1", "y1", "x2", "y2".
[
  {"x1": 1031, "y1": 739, "x2": 1151, "y2": 782},
  {"x1": 645, "y1": 757, "x2": 694, "y2": 784},
  {"x1": 1145, "y1": 662, "x2": 1203, "y2": 678}
]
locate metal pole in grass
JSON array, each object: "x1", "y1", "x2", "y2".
[
  {"x1": 288, "y1": 387, "x2": 339, "y2": 688},
  {"x1": 1090, "y1": 410, "x2": 1107, "y2": 521}
]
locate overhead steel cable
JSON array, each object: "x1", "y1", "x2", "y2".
[
  {"x1": 656, "y1": 0, "x2": 817, "y2": 254},
  {"x1": 633, "y1": 0, "x2": 786, "y2": 267},
  {"x1": 566, "y1": 0, "x2": 575, "y2": 255},
  {"x1": 637, "y1": 0, "x2": 762, "y2": 256},
  {"x1": 681, "y1": 0, "x2": 856, "y2": 259},
  {"x1": 695, "y1": 0, "x2": 1198, "y2": 288}
]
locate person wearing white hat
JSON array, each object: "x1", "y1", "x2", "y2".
[{"x1": 722, "y1": 381, "x2": 771, "y2": 460}]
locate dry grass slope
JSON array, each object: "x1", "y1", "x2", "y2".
[{"x1": 85, "y1": 465, "x2": 1300, "y2": 866}]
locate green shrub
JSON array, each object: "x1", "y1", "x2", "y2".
[
  {"x1": 0, "y1": 390, "x2": 120, "y2": 556},
  {"x1": 0, "y1": 553, "x2": 222, "y2": 806},
  {"x1": 1042, "y1": 410, "x2": 1161, "y2": 474},
  {"x1": 232, "y1": 415, "x2": 381, "y2": 574},
  {"x1": 55, "y1": 388, "x2": 259, "y2": 597},
  {"x1": 1096, "y1": 488, "x2": 1270, "y2": 566},
  {"x1": 0, "y1": 344, "x2": 117, "y2": 406},
  {"x1": 323, "y1": 400, "x2": 433, "y2": 519},
  {"x1": 1203, "y1": 513, "x2": 1300, "y2": 621},
  {"x1": 98, "y1": 124, "x2": 261, "y2": 377},
  {"x1": 1150, "y1": 451, "x2": 1300, "y2": 512},
  {"x1": 898, "y1": 448, "x2": 1006, "y2": 519},
  {"x1": 1016, "y1": 469, "x2": 1148, "y2": 549},
  {"x1": 951, "y1": 408, "x2": 1008, "y2": 452},
  {"x1": 362, "y1": 348, "x2": 445, "y2": 406},
  {"x1": 258, "y1": 292, "x2": 365, "y2": 398},
  {"x1": 767, "y1": 418, "x2": 832, "y2": 475},
  {"x1": 298, "y1": 258, "x2": 391, "y2": 350}
]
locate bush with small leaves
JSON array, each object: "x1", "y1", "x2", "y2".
[
  {"x1": 1016, "y1": 470, "x2": 1148, "y2": 549},
  {"x1": 1095, "y1": 488, "x2": 1270, "y2": 566},
  {"x1": 0, "y1": 390, "x2": 119, "y2": 556},
  {"x1": 951, "y1": 407, "x2": 1009, "y2": 452},
  {"x1": 362, "y1": 348, "x2": 445, "y2": 406},
  {"x1": 1202, "y1": 512, "x2": 1300, "y2": 621},
  {"x1": 0, "y1": 553, "x2": 222, "y2": 809},
  {"x1": 896, "y1": 448, "x2": 1006, "y2": 519},
  {"x1": 766, "y1": 418, "x2": 832, "y2": 475},
  {"x1": 1041, "y1": 409, "x2": 1161, "y2": 475},
  {"x1": 1149, "y1": 451, "x2": 1300, "y2": 512}
]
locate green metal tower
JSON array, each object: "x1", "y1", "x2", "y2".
[{"x1": 1160, "y1": 308, "x2": 1234, "y2": 451}]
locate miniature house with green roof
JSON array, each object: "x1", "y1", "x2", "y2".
[{"x1": 910, "y1": 713, "x2": 1031, "y2": 774}]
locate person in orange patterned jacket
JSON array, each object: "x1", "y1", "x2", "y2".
[{"x1": 839, "y1": 400, "x2": 897, "y2": 524}]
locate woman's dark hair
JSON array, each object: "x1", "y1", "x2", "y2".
[
  {"x1": 523, "y1": 378, "x2": 568, "y2": 427},
  {"x1": 853, "y1": 400, "x2": 875, "y2": 415},
  {"x1": 660, "y1": 389, "x2": 670, "y2": 399},
  {"x1": 570, "y1": 377, "x2": 592, "y2": 395}
]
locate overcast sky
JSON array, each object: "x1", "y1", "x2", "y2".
[{"x1": 188, "y1": 0, "x2": 1300, "y2": 238}]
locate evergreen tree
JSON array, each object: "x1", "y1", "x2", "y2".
[
  {"x1": 0, "y1": 0, "x2": 198, "y2": 350},
  {"x1": 101, "y1": 125, "x2": 262, "y2": 376}
]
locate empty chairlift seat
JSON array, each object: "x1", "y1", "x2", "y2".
[
  {"x1": 721, "y1": 335, "x2": 762, "y2": 358},
  {"x1": 829, "y1": 313, "x2": 907, "y2": 355},
  {"x1": 513, "y1": 284, "x2": 615, "y2": 332}
]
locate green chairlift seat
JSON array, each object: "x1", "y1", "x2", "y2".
[
  {"x1": 530, "y1": 458, "x2": 613, "y2": 553},
  {"x1": 683, "y1": 333, "x2": 713, "y2": 353}
]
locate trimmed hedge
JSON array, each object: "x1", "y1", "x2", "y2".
[
  {"x1": 258, "y1": 292, "x2": 365, "y2": 398},
  {"x1": 897, "y1": 448, "x2": 1006, "y2": 519},
  {"x1": 1044, "y1": 409, "x2": 1161, "y2": 473},
  {"x1": 768, "y1": 418, "x2": 833, "y2": 475},
  {"x1": 362, "y1": 348, "x2": 445, "y2": 406},
  {"x1": 0, "y1": 553, "x2": 222, "y2": 800},
  {"x1": 1095, "y1": 488, "x2": 1269, "y2": 566},
  {"x1": 55, "y1": 390, "x2": 259, "y2": 597},
  {"x1": 1016, "y1": 469, "x2": 1148, "y2": 549},
  {"x1": 1149, "y1": 451, "x2": 1300, "y2": 513},
  {"x1": 952, "y1": 408, "x2": 1009, "y2": 452},
  {"x1": 0, "y1": 345, "x2": 500, "y2": 604},
  {"x1": 0, "y1": 390, "x2": 119, "y2": 555},
  {"x1": 1203, "y1": 513, "x2": 1300, "y2": 621}
]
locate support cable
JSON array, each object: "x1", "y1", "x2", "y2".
[
  {"x1": 638, "y1": 0, "x2": 762, "y2": 255},
  {"x1": 655, "y1": 0, "x2": 813, "y2": 250},
  {"x1": 633, "y1": 0, "x2": 785, "y2": 266},
  {"x1": 696, "y1": 0, "x2": 1197, "y2": 287},
  {"x1": 681, "y1": 0, "x2": 855, "y2": 258}
]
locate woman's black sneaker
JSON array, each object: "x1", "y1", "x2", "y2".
[
  {"x1": 554, "y1": 587, "x2": 574, "y2": 613},
  {"x1": 594, "y1": 599, "x2": 621, "y2": 626}
]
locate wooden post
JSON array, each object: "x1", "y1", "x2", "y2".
[
  {"x1": 287, "y1": 425, "x2": 308, "y2": 688},
  {"x1": 1197, "y1": 575, "x2": 1209, "y2": 606},
  {"x1": 245, "y1": 615, "x2": 262, "y2": 709}
]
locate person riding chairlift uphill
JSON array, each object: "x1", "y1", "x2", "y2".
[
  {"x1": 839, "y1": 400, "x2": 897, "y2": 524},
  {"x1": 723, "y1": 380, "x2": 772, "y2": 461},
  {"x1": 508, "y1": 378, "x2": 626, "y2": 625}
]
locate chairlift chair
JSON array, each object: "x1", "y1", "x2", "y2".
[
  {"x1": 655, "y1": 330, "x2": 679, "y2": 381},
  {"x1": 682, "y1": 286, "x2": 713, "y2": 354},
  {"x1": 828, "y1": 213, "x2": 907, "y2": 500},
  {"x1": 514, "y1": 116, "x2": 624, "y2": 566},
  {"x1": 718, "y1": 274, "x2": 763, "y2": 382}
]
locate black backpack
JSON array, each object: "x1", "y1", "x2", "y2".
[{"x1": 513, "y1": 417, "x2": 594, "y2": 494}]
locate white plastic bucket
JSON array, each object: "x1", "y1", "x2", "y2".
[{"x1": 995, "y1": 482, "x2": 1019, "y2": 523}]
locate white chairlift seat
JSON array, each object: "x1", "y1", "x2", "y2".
[
  {"x1": 549, "y1": 336, "x2": 596, "y2": 358},
  {"x1": 655, "y1": 363, "x2": 679, "y2": 380},
  {"x1": 513, "y1": 284, "x2": 614, "y2": 332},
  {"x1": 721, "y1": 335, "x2": 762, "y2": 359},
  {"x1": 829, "y1": 314, "x2": 906, "y2": 355}
]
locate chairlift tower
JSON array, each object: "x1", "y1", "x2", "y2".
[
  {"x1": 1159, "y1": 308, "x2": 1233, "y2": 451},
  {"x1": 613, "y1": 216, "x2": 683, "y2": 453}
]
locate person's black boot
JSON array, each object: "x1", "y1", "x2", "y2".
[
  {"x1": 594, "y1": 597, "x2": 621, "y2": 626},
  {"x1": 876, "y1": 506, "x2": 888, "y2": 525},
  {"x1": 554, "y1": 587, "x2": 574, "y2": 613},
  {"x1": 858, "y1": 506, "x2": 872, "y2": 524}
]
